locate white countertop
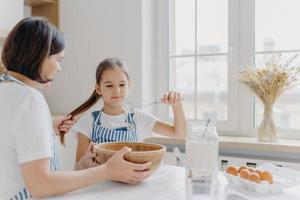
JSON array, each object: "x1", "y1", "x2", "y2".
[
  {"x1": 36, "y1": 165, "x2": 300, "y2": 200},
  {"x1": 37, "y1": 165, "x2": 186, "y2": 200}
]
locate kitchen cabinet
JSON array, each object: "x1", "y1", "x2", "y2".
[
  {"x1": 165, "y1": 151, "x2": 300, "y2": 172},
  {"x1": 219, "y1": 155, "x2": 300, "y2": 171},
  {"x1": 25, "y1": 0, "x2": 59, "y2": 27},
  {"x1": 164, "y1": 152, "x2": 178, "y2": 166}
]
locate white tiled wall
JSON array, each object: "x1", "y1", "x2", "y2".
[
  {"x1": 218, "y1": 156, "x2": 300, "y2": 171},
  {"x1": 164, "y1": 152, "x2": 300, "y2": 171},
  {"x1": 164, "y1": 152, "x2": 181, "y2": 166}
]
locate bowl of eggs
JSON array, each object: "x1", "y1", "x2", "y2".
[
  {"x1": 225, "y1": 164, "x2": 282, "y2": 194},
  {"x1": 94, "y1": 142, "x2": 166, "y2": 173}
]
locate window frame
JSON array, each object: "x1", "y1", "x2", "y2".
[{"x1": 156, "y1": 0, "x2": 300, "y2": 139}]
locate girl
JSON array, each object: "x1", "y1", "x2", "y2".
[
  {"x1": 0, "y1": 17, "x2": 151, "y2": 199},
  {"x1": 62, "y1": 58, "x2": 187, "y2": 170}
]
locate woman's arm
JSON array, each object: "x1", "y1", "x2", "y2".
[
  {"x1": 21, "y1": 158, "x2": 108, "y2": 198},
  {"x1": 21, "y1": 147, "x2": 152, "y2": 198},
  {"x1": 152, "y1": 92, "x2": 187, "y2": 139}
]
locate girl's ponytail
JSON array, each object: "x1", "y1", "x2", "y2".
[
  {"x1": 60, "y1": 90, "x2": 101, "y2": 145},
  {"x1": 61, "y1": 57, "x2": 129, "y2": 145}
]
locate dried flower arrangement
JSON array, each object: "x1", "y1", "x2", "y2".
[{"x1": 239, "y1": 54, "x2": 300, "y2": 141}]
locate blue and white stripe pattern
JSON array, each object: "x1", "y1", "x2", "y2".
[
  {"x1": 91, "y1": 110, "x2": 137, "y2": 143},
  {"x1": 9, "y1": 188, "x2": 30, "y2": 200},
  {"x1": 50, "y1": 133, "x2": 60, "y2": 171},
  {"x1": 1, "y1": 74, "x2": 60, "y2": 199}
]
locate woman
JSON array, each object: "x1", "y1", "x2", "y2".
[{"x1": 0, "y1": 17, "x2": 151, "y2": 199}]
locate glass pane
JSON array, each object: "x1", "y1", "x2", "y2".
[
  {"x1": 197, "y1": 55, "x2": 228, "y2": 120},
  {"x1": 197, "y1": 0, "x2": 228, "y2": 54},
  {"x1": 169, "y1": 57, "x2": 195, "y2": 119},
  {"x1": 169, "y1": 0, "x2": 195, "y2": 55},
  {"x1": 256, "y1": 0, "x2": 300, "y2": 51},
  {"x1": 255, "y1": 53, "x2": 300, "y2": 129}
]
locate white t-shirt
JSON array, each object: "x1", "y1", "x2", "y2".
[
  {"x1": 0, "y1": 81, "x2": 53, "y2": 199},
  {"x1": 73, "y1": 109, "x2": 158, "y2": 142}
]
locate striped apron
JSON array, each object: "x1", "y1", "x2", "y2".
[
  {"x1": 0, "y1": 74, "x2": 60, "y2": 200},
  {"x1": 91, "y1": 110, "x2": 138, "y2": 143}
]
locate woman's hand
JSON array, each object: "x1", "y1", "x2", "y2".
[
  {"x1": 75, "y1": 142, "x2": 98, "y2": 170},
  {"x1": 53, "y1": 115, "x2": 75, "y2": 135},
  {"x1": 162, "y1": 91, "x2": 182, "y2": 109},
  {"x1": 104, "y1": 147, "x2": 152, "y2": 185}
]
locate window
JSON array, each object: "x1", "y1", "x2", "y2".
[
  {"x1": 255, "y1": 0, "x2": 300, "y2": 130},
  {"x1": 161, "y1": 0, "x2": 300, "y2": 138},
  {"x1": 169, "y1": 0, "x2": 228, "y2": 121},
  {"x1": 168, "y1": 0, "x2": 236, "y2": 131}
]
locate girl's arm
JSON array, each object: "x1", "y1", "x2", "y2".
[
  {"x1": 21, "y1": 147, "x2": 152, "y2": 198},
  {"x1": 76, "y1": 132, "x2": 91, "y2": 162},
  {"x1": 152, "y1": 91, "x2": 187, "y2": 139},
  {"x1": 74, "y1": 132, "x2": 97, "y2": 170}
]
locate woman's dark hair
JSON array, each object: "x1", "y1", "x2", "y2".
[
  {"x1": 1, "y1": 16, "x2": 65, "y2": 83},
  {"x1": 60, "y1": 57, "x2": 130, "y2": 144}
]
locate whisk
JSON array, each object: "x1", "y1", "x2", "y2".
[{"x1": 126, "y1": 98, "x2": 184, "y2": 109}]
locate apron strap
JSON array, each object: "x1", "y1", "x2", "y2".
[
  {"x1": 0, "y1": 74, "x2": 25, "y2": 85},
  {"x1": 91, "y1": 110, "x2": 101, "y2": 125}
]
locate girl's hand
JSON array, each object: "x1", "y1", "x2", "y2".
[
  {"x1": 75, "y1": 142, "x2": 98, "y2": 170},
  {"x1": 162, "y1": 91, "x2": 182, "y2": 108},
  {"x1": 104, "y1": 147, "x2": 152, "y2": 185},
  {"x1": 53, "y1": 115, "x2": 75, "y2": 135}
]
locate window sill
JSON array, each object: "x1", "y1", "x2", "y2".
[{"x1": 145, "y1": 136, "x2": 300, "y2": 163}]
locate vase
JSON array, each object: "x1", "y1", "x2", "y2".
[{"x1": 258, "y1": 104, "x2": 278, "y2": 142}]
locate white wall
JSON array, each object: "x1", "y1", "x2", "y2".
[
  {"x1": 45, "y1": 0, "x2": 159, "y2": 169},
  {"x1": 44, "y1": 0, "x2": 150, "y2": 114},
  {"x1": 0, "y1": 0, "x2": 23, "y2": 32},
  {"x1": 141, "y1": 0, "x2": 157, "y2": 113}
]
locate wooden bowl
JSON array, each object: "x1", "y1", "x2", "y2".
[{"x1": 94, "y1": 142, "x2": 166, "y2": 172}]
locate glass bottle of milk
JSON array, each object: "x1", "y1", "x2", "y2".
[{"x1": 185, "y1": 121, "x2": 219, "y2": 181}]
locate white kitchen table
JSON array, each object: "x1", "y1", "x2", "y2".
[{"x1": 38, "y1": 165, "x2": 300, "y2": 200}]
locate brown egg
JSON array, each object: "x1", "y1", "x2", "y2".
[
  {"x1": 226, "y1": 165, "x2": 238, "y2": 176},
  {"x1": 248, "y1": 167, "x2": 254, "y2": 173},
  {"x1": 254, "y1": 169, "x2": 263, "y2": 177},
  {"x1": 238, "y1": 165, "x2": 248, "y2": 173},
  {"x1": 248, "y1": 172, "x2": 261, "y2": 183},
  {"x1": 239, "y1": 169, "x2": 250, "y2": 180},
  {"x1": 261, "y1": 171, "x2": 273, "y2": 184}
]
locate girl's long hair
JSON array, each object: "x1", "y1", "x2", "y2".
[{"x1": 60, "y1": 57, "x2": 130, "y2": 144}]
